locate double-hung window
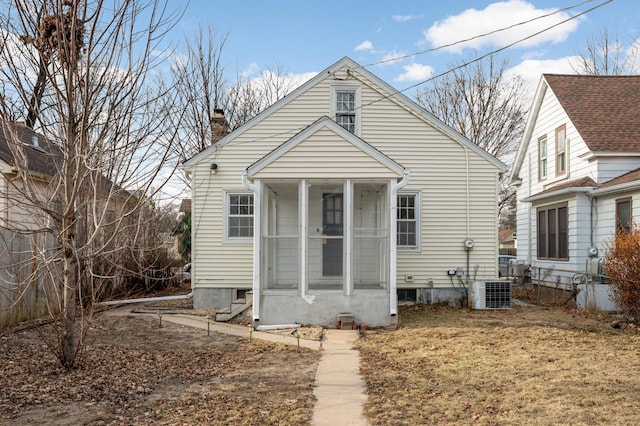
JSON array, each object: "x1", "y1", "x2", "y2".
[
  {"x1": 537, "y1": 202, "x2": 568, "y2": 260},
  {"x1": 332, "y1": 86, "x2": 359, "y2": 134},
  {"x1": 336, "y1": 90, "x2": 356, "y2": 133},
  {"x1": 227, "y1": 193, "x2": 254, "y2": 239},
  {"x1": 556, "y1": 125, "x2": 567, "y2": 176},
  {"x1": 616, "y1": 198, "x2": 632, "y2": 234},
  {"x1": 538, "y1": 136, "x2": 547, "y2": 181},
  {"x1": 397, "y1": 193, "x2": 419, "y2": 249}
]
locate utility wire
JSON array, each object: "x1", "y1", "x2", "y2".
[
  {"x1": 361, "y1": 0, "x2": 600, "y2": 68},
  {"x1": 358, "y1": 0, "x2": 614, "y2": 110},
  {"x1": 203, "y1": 0, "x2": 613, "y2": 150}
]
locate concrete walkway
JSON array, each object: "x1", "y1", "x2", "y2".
[
  {"x1": 102, "y1": 307, "x2": 368, "y2": 425},
  {"x1": 312, "y1": 329, "x2": 369, "y2": 426}
]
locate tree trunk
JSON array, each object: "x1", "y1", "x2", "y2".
[
  {"x1": 25, "y1": 57, "x2": 48, "y2": 129},
  {"x1": 61, "y1": 227, "x2": 77, "y2": 368}
]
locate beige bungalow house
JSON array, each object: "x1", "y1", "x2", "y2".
[{"x1": 183, "y1": 57, "x2": 506, "y2": 327}]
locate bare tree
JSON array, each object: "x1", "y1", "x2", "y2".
[
  {"x1": 572, "y1": 26, "x2": 640, "y2": 75},
  {"x1": 171, "y1": 26, "x2": 230, "y2": 160},
  {"x1": 225, "y1": 63, "x2": 298, "y2": 130},
  {"x1": 0, "y1": 0, "x2": 184, "y2": 368},
  {"x1": 416, "y1": 55, "x2": 527, "y2": 227}
]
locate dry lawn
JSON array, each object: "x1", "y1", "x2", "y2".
[
  {"x1": 1, "y1": 312, "x2": 321, "y2": 425},
  {"x1": 357, "y1": 304, "x2": 640, "y2": 425}
]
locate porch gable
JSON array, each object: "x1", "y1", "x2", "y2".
[{"x1": 247, "y1": 116, "x2": 404, "y2": 180}]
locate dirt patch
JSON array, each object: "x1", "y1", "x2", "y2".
[
  {"x1": 357, "y1": 304, "x2": 640, "y2": 425},
  {"x1": 1, "y1": 311, "x2": 321, "y2": 425}
]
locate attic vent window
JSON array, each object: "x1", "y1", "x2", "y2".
[{"x1": 31, "y1": 135, "x2": 39, "y2": 148}]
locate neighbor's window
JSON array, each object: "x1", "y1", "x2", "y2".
[
  {"x1": 227, "y1": 193, "x2": 254, "y2": 238},
  {"x1": 397, "y1": 193, "x2": 419, "y2": 248},
  {"x1": 616, "y1": 198, "x2": 632, "y2": 234},
  {"x1": 537, "y1": 202, "x2": 568, "y2": 260},
  {"x1": 556, "y1": 125, "x2": 567, "y2": 176},
  {"x1": 538, "y1": 136, "x2": 547, "y2": 181}
]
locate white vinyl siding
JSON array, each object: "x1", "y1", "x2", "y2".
[{"x1": 190, "y1": 63, "x2": 502, "y2": 288}]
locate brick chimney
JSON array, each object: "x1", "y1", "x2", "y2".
[{"x1": 211, "y1": 108, "x2": 229, "y2": 144}]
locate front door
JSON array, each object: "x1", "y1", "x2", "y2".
[{"x1": 322, "y1": 193, "x2": 343, "y2": 276}]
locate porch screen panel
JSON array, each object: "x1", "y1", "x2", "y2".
[
  {"x1": 353, "y1": 183, "x2": 387, "y2": 289},
  {"x1": 263, "y1": 183, "x2": 298, "y2": 290}
]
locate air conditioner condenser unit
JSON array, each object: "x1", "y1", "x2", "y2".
[{"x1": 473, "y1": 281, "x2": 511, "y2": 310}]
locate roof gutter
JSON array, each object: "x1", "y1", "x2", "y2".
[
  {"x1": 521, "y1": 186, "x2": 593, "y2": 203},
  {"x1": 389, "y1": 170, "x2": 410, "y2": 317},
  {"x1": 242, "y1": 171, "x2": 262, "y2": 322},
  {"x1": 590, "y1": 180, "x2": 640, "y2": 196}
]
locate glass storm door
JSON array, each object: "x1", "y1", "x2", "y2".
[{"x1": 322, "y1": 193, "x2": 343, "y2": 276}]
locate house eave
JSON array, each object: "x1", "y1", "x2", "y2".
[
  {"x1": 590, "y1": 180, "x2": 640, "y2": 196},
  {"x1": 521, "y1": 186, "x2": 593, "y2": 203}
]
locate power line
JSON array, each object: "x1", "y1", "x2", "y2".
[
  {"x1": 361, "y1": 0, "x2": 600, "y2": 68},
  {"x1": 202, "y1": 0, "x2": 613, "y2": 151},
  {"x1": 358, "y1": 0, "x2": 614, "y2": 110}
]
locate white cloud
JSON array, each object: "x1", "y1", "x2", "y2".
[
  {"x1": 393, "y1": 15, "x2": 421, "y2": 23},
  {"x1": 378, "y1": 50, "x2": 406, "y2": 66},
  {"x1": 395, "y1": 63, "x2": 434, "y2": 83},
  {"x1": 355, "y1": 40, "x2": 374, "y2": 52},
  {"x1": 506, "y1": 56, "x2": 578, "y2": 102},
  {"x1": 425, "y1": 0, "x2": 581, "y2": 53},
  {"x1": 240, "y1": 62, "x2": 260, "y2": 79}
]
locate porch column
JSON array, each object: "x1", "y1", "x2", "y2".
[
  {"x1": 345, "y1": 180, "x2": 352, "y2": 295},
  {"x1": 299, "y1": 180, "x2": 308, "y2": 297}
]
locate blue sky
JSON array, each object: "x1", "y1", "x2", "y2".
[{"x1": 175, "y1": 0, "x2": 637, "y2": 98}]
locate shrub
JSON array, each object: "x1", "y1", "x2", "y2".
[{"x1": 604, "y1": 223, "x2": 640, "y2": 323}]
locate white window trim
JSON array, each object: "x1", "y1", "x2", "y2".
[
  {"x1": 330, "y1": 85, "x2": 361, "y2": 136},
  {"x1": 397, "y1": 191, "x2": 421, "y2": 251},
  {"x1": 224, "y1": 190, "x2": 254, "y2": 242},
  {"x1": 538, "y1": 136, "x2": 547, "y2": 181}
]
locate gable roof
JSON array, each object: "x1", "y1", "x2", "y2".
[
  {"x1": 0, "y1": 121, "x2": 131, "y2": 197},
  {"x1": 544, "y1": 74, "x2": 640, "y2": 153},
  {"x1": 510, "y1": 74, "x2": 640, "y2": 185},
  {"x1": 183, "y1": 56, "x2": 506, "y2": 172},
  {"x1": 246, "y1": 116, "x2": 405, "y2": 179},
  {"x1": 0, "y1": 121, "x2": 61, "y2": 176}
]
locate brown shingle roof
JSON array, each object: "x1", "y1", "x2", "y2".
[
  {"x1": 599, "y1": 167, "x2": 640, "y2": 189},
  {"x1": 539, "y1": 176, "x2": 597, "y2": 196},
  {"x1": 544, "y1": 74, "x2": 640, "y2": 153},
  {"x1": 0, "y1": 121, "x2": 130, "y2": 197},
  {"x1": 0, "y1": 121, "x2": 61, "y2": 176}
]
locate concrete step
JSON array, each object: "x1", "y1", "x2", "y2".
[
  {"x1": 336, "y1": 313, "x2": 355, "y2": 330},
  {"x1": 215, "y1": 296, "x2": 253, "y2": 322}
]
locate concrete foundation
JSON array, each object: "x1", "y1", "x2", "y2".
[
  {"x1": 193, "y1": 288, "x2": 235, "y2": 311},
  {"x1": 576, "y1": 284, "x2": 618, "y2": 312},
  {"x1": 257, "y1": 291, "x2": 396, "y2": 327}
]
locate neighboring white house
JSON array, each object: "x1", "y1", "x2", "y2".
[
  {"x1": 510, "y1": 74, "x2": 640, "y2": 308},
  {"x1": 183, "y1": 57, "x2": 506, "y2": 327}
]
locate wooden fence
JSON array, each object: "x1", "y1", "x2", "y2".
[{"x1": 0, "y1": 227, "x2": 60, "y2": 327}]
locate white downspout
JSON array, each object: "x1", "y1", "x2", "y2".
[
  {"x1": 242, "y1": 172, "x2": 261, "y2": 322},
  {"x1": 389, "y1": 170, "x2": 410, "y2": 316}
]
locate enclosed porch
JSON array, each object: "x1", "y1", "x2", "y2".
[{"x1": 254, "y1": 179, "x2": 400, "y2": 327}]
